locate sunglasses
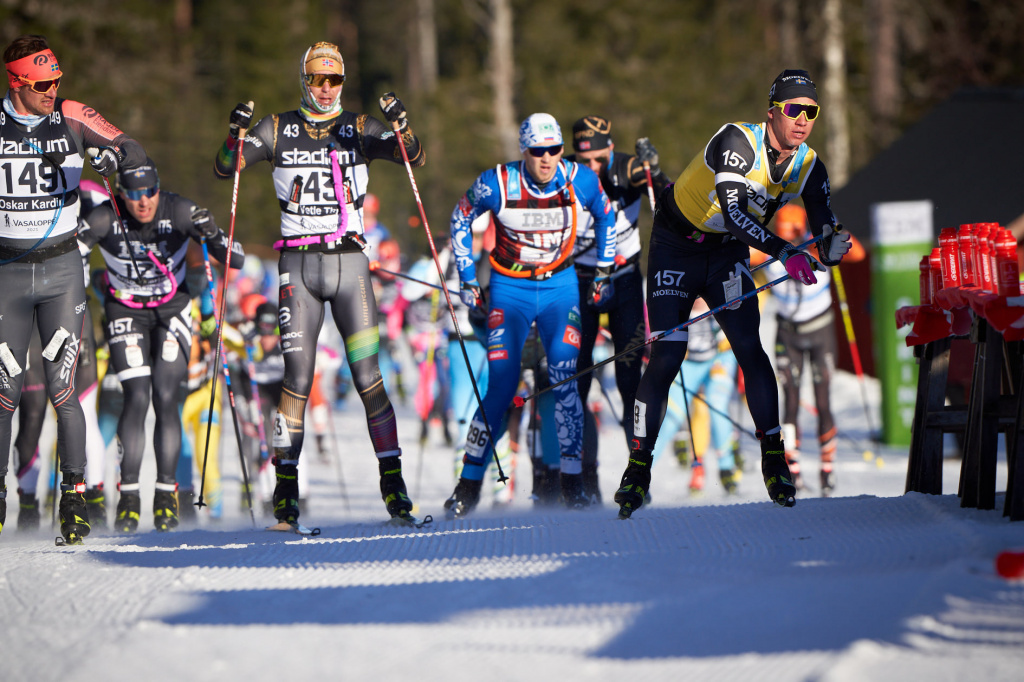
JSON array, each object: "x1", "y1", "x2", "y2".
[
  {"x1": 18, "y1": 76, "x2": 61, "y2": 94},
  {"x1": 527, "y1": 144, "x2": 563, "y2": 158},
  {"x1": 123, "y1": 186, "x2": 159, "y2": 201},
  {"x1": 304, "y1": 73, "x2": 346, "y2": 88},
  {"x1": 773, "y1": 101, "x2": 820, "y2": 121}
]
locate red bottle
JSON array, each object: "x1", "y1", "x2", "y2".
[
  {"x1": 939, "y1": 227, "x2": 960, "y2": 289},
  {"x1": 957, "y1": 224, "x2": 976, "y2": 287},
  {"x1": 919, "y1": 255, "x2": 932, "y2": 305},
  {"x1": 995, "y1": 229, "x2": 1021, "y2": 296},
  {"x1": 928, "y1": 248, "x2": 943, "y2": 300},
  {"x1": 975, "y1": 224, "x2": 994, "y2": 292}
]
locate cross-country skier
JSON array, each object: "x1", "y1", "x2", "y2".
[
  {"x1": 0, "y1": 35, "x2": 148, "y2": 544},
  {"x1": 615, "y1": 69, "x2": 852, "y2": 516},
  {"x1": 445, "y1": 113, "x2": 616, "y2": 517},
  {"x1": 213, "y1": 41, "x2": 425, "y2": 526}
]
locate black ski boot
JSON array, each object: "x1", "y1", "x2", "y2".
[
  {"x1": 59, "y1": 473, "x2": 91, "y2": 545},
  {"x1": 115, "y1": 492, "x2": 141, "y2": 533},
  {"x1": 820, "y1": 469, "x2": 837, "y2": 498},
  {"x1": 272, "y1": 460, "x2": 301, "y2": 524},
  {"x1": 560, "y1": 472, "x2": 590, "y2": 510},
  {"x1": 85, "y1": 485, "x2": 107, "y2": 531},
  {"x1": 444, "y1": 477, "x2": 482, "y2": 519},
  {"x1": 759, "y1": 431, "x2": 797, "y2": 507},
  {"x1": 379, "y1": 455, "x2": 416, "y2": 523},
  {"x1": 0, "y1": 482, "x2": 6, "y2": 535},
  {"x1": 719, "y1": 469, "x2": 740, "y2": 495},
  {"x1": 18, "y1": 490, "x2": 40, "y2": 532},
  {"x1": 614, "y1": 449, "x2": 653, "y2": 519},
  {"x1": 177, "y1": 487, "x2": 197, "y2": 524},
  {"x1": 153, "y1": 489, "x2": 179, "y2": 532}
]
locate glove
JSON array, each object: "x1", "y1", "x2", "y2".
[
  {"x1": 237, "y1": 320, "x2": 257, "y2": 342},
  {"x1": 379, "y1": 92, "x2": 408, "y2": 132},
  {"x1": 199, "y1": 313, "x2": 218, "y2": 340},
  {"x1": 635, "y1": 137, "x2": 660, "y2": 173},
  {"x1": 87, "y1": 147, "x2": 121, "y2": 177},
  {"x1": 191, "y1": 207, "x2": 218, "y2": 240},
  {"x1": 229, "y1": 101, "x2": 253, "y2": 139},
  {"x1": 460, "y1": 279, "x2": 485, "y2": 310},
  {"x1": 819, "y1": 223, "x2": 852, "y2": 267},
  {"x1": 588, "y1": 265, "x2": 613, "y2": 306},
  {"x1": 779, "y1": 244, "x2": 822, "y2": 286}
]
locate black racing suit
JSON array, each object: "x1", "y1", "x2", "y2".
[
  {"x1": 80, "y1": 191, "x2": 244, "y2": 489},
  {"x1": 634, "y1": 122, "x2": 835, "y2": 450},
  {"x1": 214, "y1": 108, "x2": 423, "y2": 466},
  {"x1": 0, "y1": 97, "x2": 146, "y2": 481}
]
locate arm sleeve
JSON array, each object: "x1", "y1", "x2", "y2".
[
  {"x1": 214, "y1": 114, "x2": 277, "y2": 179},
  {"x1": 450, "y1": 170, "x2": 501, "y2": 283},
  {"x1": 77, "y1": 203, "x2": 114, "y2": 249},
  {"x1": 799, "y1": 159, "x2": 837, "y2": 239},
  {"x1": 63, "y1": 100, "x2": 147, "y2": 169},
  {"x1": 625, "y1": 154, "x2": 670, "y2": 194},
  {"x1": 576, "y1": 164, "x2": 616, "y2": 268},
  {"x1": 709, "y1": 126, "x2": 791, "y2": 259},
  {"x1": 358, "y1": 114, "x2": 425, "y2": 168}
]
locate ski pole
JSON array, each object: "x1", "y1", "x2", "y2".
[
  {"x1": 515, "y1": 272, "x2": 793, "y2": 408},
  {"x1": 87, "y1": 147, "x2": 146, "y2": 284},
  {"x1": 370, "y1": 262, "x2": 463, "y2": 297},
  {"x1": 675, "y1": 376, "x2": 758, "y2": 441},
  {"x1": 197, "y1": 239, "x2": 256, "y2": 526},
  {"x1": 831, "y1": 264, "x2": 878, "y2": 441},
  {"x1": 642, "y1": 161, "x2": 657, "y2": 212},
  {"x1": 390, "y1": 119, "x2": 507, "y2": 482}
]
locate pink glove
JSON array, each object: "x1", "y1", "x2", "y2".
[{"x1": 779, "y1": 246, "x2": 819, "y2": 285}]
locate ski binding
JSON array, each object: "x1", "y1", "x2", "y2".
[
  {"x1": 266, "y1": 521, "x2": 321, "y2": 536},
  {"x1": 388, "y1": 513, "x2": 432, "y2": 529}
]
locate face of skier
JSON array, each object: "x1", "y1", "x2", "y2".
[
  {"x1": 767, "y1": 96, "x2": 818, "y2": 152},
  {"x1": 122, "y1": 186, "x2": 160, "y2": 224},
  {"x1": 522, "y1": 143, "x2": 563, "y2": 185},
  {"x1": 575, "y1": 143, "x2": 613, "y2": 178},
  {"x1": 305, "y1": 71, "x2": 344, "y2": 111}
]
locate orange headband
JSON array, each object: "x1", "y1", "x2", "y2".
[{"x1": 6, "y1": 49, "x2": 62, "y2": 89}]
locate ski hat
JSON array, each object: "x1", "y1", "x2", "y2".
[
  {"x1": 255, "y1": 301, "x2": 279, "y2": 336},
  {"x1": 572, "y1": 115, "x2": 613, "y2": 152},
  {"x1": 768, "y1": 69, "x2": 817, "y2": 105},
  {"x1": 519, "y1": 113, "x2": 562, "y2": 153},
  {"x1": 118, "y1": 158, "x2": 159, "y2": 191}
]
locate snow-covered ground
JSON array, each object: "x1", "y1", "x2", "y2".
[{"x1": 2, "y1": 358, "x2": 1023, "y2": 680}]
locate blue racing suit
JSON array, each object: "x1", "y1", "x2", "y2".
[{"x1": 451, "y1": 159, "x2": 615, "y2": 480}]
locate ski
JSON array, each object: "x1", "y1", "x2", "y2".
[
  {"x1": 266, "y1": 521, "x2": 321, "y2": 536},
  {"x1": 54, "y1": 535, "x2": 84, "y2": 547},
  {"x1": 387, "y1": 513, "x2": 432, "y2": 529}
]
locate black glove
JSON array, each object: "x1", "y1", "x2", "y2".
[
  {"x1": 635, "y1": 137, "x2": 660, "y2": 174},
  {"x1": 191, "y1": 207, "x2": 218, "y2": 240},
  {"x1": 588, "y1": 265, "x2": 613, "y2": 306},
  {"x1": 229, "y1": 101, "x2": 253, "y2": 139},
  {"x1": 379, "y1": 92, "x2": 408, "y2": 132},
  {"x1": 87, "y1": 146, "x2": 121, "y2": 177}
]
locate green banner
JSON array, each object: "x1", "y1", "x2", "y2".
[{"x1": 870, "y1": 200, "x2": 934, "y2": 446}]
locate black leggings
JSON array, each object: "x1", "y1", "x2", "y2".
[
  {"x1": 633, "y1": 227, "x2": 780, "y2": 450},
  {"x1": 776, "y1": 316, "x2": 836, "y2": 443},
  {"x1": 0, "y1": 249, "x2": 89, "y2": 477},
  {"x1": 273, "y1": 250, "x2": 399, "y2": 461},
  {"x1": 104, "y1": 296, "x2": 192, "y2": 487}
]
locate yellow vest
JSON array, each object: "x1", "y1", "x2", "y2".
[{"x1": 673, "y1": 122, "x2": 818, "y2": 234}]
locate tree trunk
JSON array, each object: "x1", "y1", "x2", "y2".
[
  {"x1": 413, "y1": 0, "x2": 438, "y2": 94},
  {"x1": 488, "y1": 0, "x2": 517, "y2": 160},
  {"x1": 779, "y1": 0, "x2": 802, "y2": 66},
  {"x1": 868, "y1": 0, "x2": 900, "y2": 149},
  {"x1": 822, "y1": 0, "x2": 850, "y2": 188}
]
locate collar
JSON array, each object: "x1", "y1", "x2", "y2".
[{"x1": 3, "y1": 93, "x2": 47, "y2": 128}]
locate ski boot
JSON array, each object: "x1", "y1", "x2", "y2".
[
  {"x1": 444, "y1": 477, "x2": 482, "y2": 519},
  {"x1": 719, "y1": 468, "x2": 740, "y2": 495},
  {"x1": 272, "y1": 460, "x2": 301, "y2": 525},
  {"x1": 560, "y1": 472, "x2": 590, "y2": 510},
  {"x1": 0, "y1": 482, "x2": 6, "y2": 535},
  {"x1": 115, "y1": 492, "x2": 141, "y2": 533},
  {"x1": 379, "y1": 455, "x2": 416, "y2": 524},
  {"x1": 58, "y1": 473, "x2": 91, "y2": 545},
  {"x1": 820, "y1": 469, "x2": 837, "y2": 497},
  {"x1": 673, "y1": 434, "x2": 691, "y2": 467},
  {"x1": 85, "y1": 485, "x2": 108, "y2": 531},
  {"x1": 689, "y1": 462, "x2": 705, "y2": 495},
  {"x1": 177, "y1": 487, "x2": 197, "y2": 524},
  {"x1": 18, "y1": 490, "x2": 40, "y2": 532},
  {"x1": 614, "y1": 448, "x2": 653, "y2": 519},
  {"x1": 759, "y1": 431, "x2": 796, "y2": 507},
  {"x1": 153, "y1": 489, "x2": 179, "y2": 532},
  {"x1": 530, "y1": 464, "x2": 561, "y2": 507}
]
